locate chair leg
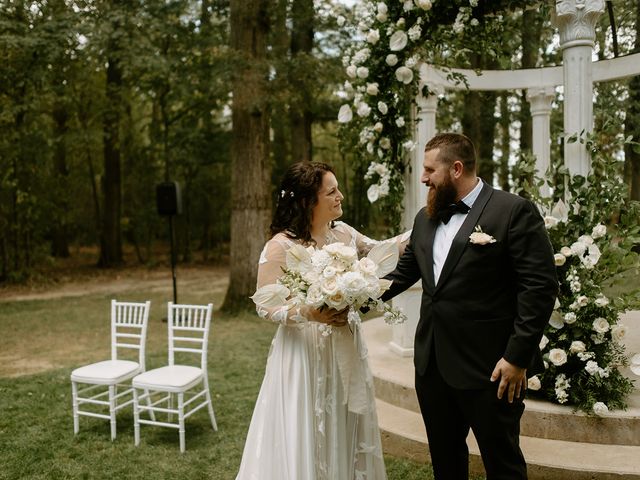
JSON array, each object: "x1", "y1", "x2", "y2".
[
  {"x1": 71, "y1": 381, "x2": 79, "y2": 435},
  {"x1": 144, "y1": 389, "x2": 156, "y2": 422},
  {"x1": 133, "y1": 388, "x2": 141, "y2": 447},
  {"x1": 168, "y1": 393, "x2": 173, "y2": 423},
  {"x1": 178, "y1": 393, "x2": 185, "y2": 453},
  {"x1": 203, "y1": 378, "x2": 218, "y2": 431},
  {"x1": 109, "y1": 385, "x2": 117, "y2": 441}
]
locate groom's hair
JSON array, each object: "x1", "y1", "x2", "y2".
[{"x1": 425, "y1": 132, "x2": 476, "y2": 175}]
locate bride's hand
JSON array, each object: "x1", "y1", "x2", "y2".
[{"x1": 307, "y1": 306, "x2": 349, "y2": 327}]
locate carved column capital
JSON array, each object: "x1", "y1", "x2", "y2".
[
  {"x1": 554, "y1": 0, "x2": 605, "y2": 49},
  {"x1": 526, "y1": 86, "x2": 556, "y2": 116}
]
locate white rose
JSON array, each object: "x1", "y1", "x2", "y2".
[
  {"x1": 470, "y1": 18, "x2": 479, "y2": 26},
  {"x1": 539, "y1": 335, "x2": 549, "y2": 350},
  {"x1": 326, "y1": 291, "x2": 347, "y2": 310},
  {"x1": 341, "y1": 271, "x2": 368, "y2": 296},
  {"x1": 395, "y1": 66, "x2": 413, "y2": 84},
  {"x1": 593, "y1": 402, "x2": 609, "y2": 416},
  {"x1": 377, "y1": 101, "x2": 388, "y2": 114},
  {"x1": 356, "y1": 66, "x2": 369, "y2": 79},
  {"x1": 377, "y1": 2, "x2": 388, "y2": 15},
  {"x1": 366, "y1": 29, "x2": 380, "y2": 44},
  {"x1": 564, "y1": 312, "x2": 577, "y2": 324},
  {"x1": 396, "y1": 18, "x2": 405, "y2": 28},
  {"x1": 560, "y1": 246, "x2": 572, "y2": 257},
  {"x1": 396, "y1": 116, "x2": 405, "y2": 127},
  {"x1": 591, "y1": 224, "x2": 607, "y2": 239},
  {"x1": 367, "y1": 184, "x2": 380, "y2": 203},
  {"x1": 414, "y1": 0, "x2": 432, "y2": 10},
  {"x1": 378, "y1": 137, "x2": 390, "y2": 150},
  {"x1": 585, "y1": 360, "x2": 599, "y2": 375},
  {"x1": 527, "y1": 376, "x2": 541, "y2": 391},
  {"x1": 549, "y1": 348, "x2": 568, "y2": 366},
  {"x1": 357, "y1": 102, "x2": 371, "y2": 117},
  {"x1": 359, "y1": 257, "x2": 377, "y2": 276},
  {"x1": 576, "y1": 295, "x2": 589, "y2": 307},
  {"x1": 376, "y1": 11, "x2": 388, "y2": 22},
  {"x1": 336, "y1": 15, "x2": 346, "y2": 27},
  {"x1": 554, "y1": 254, "x2": 566, "y2": 266},
  {"x1": 366, "y1": 83, "x2": 379, "y2": 96},
  {"x1": 389, "y1": 30, "x2": 408, "y2": 51},
  {"x1": 385, "y1": 54, "x2": 398, "y2": 66},
  {"x1": 578, "y1": 234, "x2": 594, "y2": 245},
  {"x1": 570, "y1": 241, "x2": 587, "y2": 256},
  {"x1": 569, "y1": 341, "x2": 586, "y2": 354},
  {"x1": 305, "y1": 283, "x2": 325, "y2": 308},
  {"x1": 322, "y1": 265, "x2": 337, "y2": 279},
  {"x1": 373, "y1": 163, "x2": 388, "y2": 175},
  {"x1": 320, "y1": 276, "x2": 340, "y2": 296},
  {"x1": 403, "y1": 0, "x2": 414, "y2": 11},
  {"x1": 544, "y1": 216, "x2": 559, "y2": 229},
  {"x1": 337, "y1": 104, "x2": 353, "y2": 123},
  {"x1": 592, "y1": 317, "x2": 610, "y2": 334},
  {"x1": 594, "y1": 295, "x2": 609, "y2": 307},
  {"x1": 346, "y1": 65, "x2": 357, "y2": 78},
  {"x1": 612, "y1": 324, "x2": 627, "y2": 342}
]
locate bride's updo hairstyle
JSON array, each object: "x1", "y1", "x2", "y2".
[{"x1": 270, "y1": 161, "x2": 335, "y2": 245}]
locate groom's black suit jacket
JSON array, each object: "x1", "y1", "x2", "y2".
[{"x1": 383, "y1": 182, "x2": 558, "y2": 389}]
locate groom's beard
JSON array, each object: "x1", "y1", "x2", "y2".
[{"x1": 427, "y1": 175, "x2": 457, "y2": 220}]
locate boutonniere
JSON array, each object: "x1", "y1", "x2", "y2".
[{"x1": 469, "y1": 225, "x2": 496, "y2": 245}]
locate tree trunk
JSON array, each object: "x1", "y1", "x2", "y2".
[
  {"x1": 51, "y1": 102, "x2": 71, "y2": 258},
  {"x1": 222, "y1": 0, "x2": 272, "y2": 312},
  {"x1": 289, "y1": 0, "x2": 313, "y2": 163},
  {"x1": 98, "y1": 51, "x2": 123, "y2": 267},
  {"x1": 625, "y1": 2, "x2": 640, "y2": 201},
  {"x1": 271, "y1": 0, "x2": 290, "y2": 187}
]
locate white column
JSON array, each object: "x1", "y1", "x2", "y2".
[
  {"x1": 390, "y1": 90, "x2": 439, "y2": 357},
  {"x1": 526, "y1": 86, "x2": 556, "y2": 197},
  {"x1": 555, "y1": 0, "x2": 605, "y2": 177}
]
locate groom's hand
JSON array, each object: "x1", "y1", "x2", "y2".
[{"x1": 491, "y1": 358, "x2": 526, "y2": 403}]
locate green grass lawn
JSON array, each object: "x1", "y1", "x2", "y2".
[{"x1": 0, "y1": 286, "x2": 448, "y2": 480}]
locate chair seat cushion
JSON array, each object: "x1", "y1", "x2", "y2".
[
  {"x1": 71, "y1": 360, "x2": 141, "y2": 385},
  {"x1": 132, "y1": 365, "x2": 203, "y2": 392}
]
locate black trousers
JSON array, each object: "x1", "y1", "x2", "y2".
[{"x1": 414, "y1": 353, "x2": 527, "y2": 480}]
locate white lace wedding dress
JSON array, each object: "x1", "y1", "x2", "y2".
[{"x1": 236, "y1": 222, "x2": 409, "y2": 480}]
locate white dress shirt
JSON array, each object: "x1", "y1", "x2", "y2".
[{"x1": 433, "y1": 179, "x2": 483, "y2": 285}]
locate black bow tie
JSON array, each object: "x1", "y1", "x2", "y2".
[{"x1": 437, "y1": 201, "x2": 470, "y2": 224}]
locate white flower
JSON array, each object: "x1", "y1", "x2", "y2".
[
  {"x1": 592, "y1": 317, "x2": 610, "y2": 334},
  {"x1": 470, "y1": 18, "x2": 479, "y2": 26},
  {"x1": 578, "y1": 234, "x2": 594, "y2": 245},
  {"x1": 630, "y1": 353, "x2": 640, "y2": 376},
  {"x1": 337, "y1": 104, "x2": 353, "y2": 123},
  {"x1": 570, "y1": 280, "x2": 581, "y2": 293},
  {"x1": 554, "y1": 254, "x2": 566, "y2": 266},
  {"x1": 357, "y1": 103, "x2": 371, "y2": 117},
  {"x1": 591, "y1": 224, "x2": 607, "y2": 239},
  {"x1": 594, "y1": 294, "x2": 609, "y2": 307},
  {"x1": 470, "y1": 0, "x2": 479, "y2": 6},
  {"x1": 377, "y1": 101, "x2": 388, "y2": 114},
  {"x1": 356, "y1": 66, "x2": 369, "y2": 79},
  {"x1": 564, "y1": 312, "x2": 577, "y2": 324},
  {"x1": 453, "y1": 20, "x2": 464, "y2": 34},
  {"x1": 570, "y1": 341, "x2": 586, "y2": 354},
  {"x1": 549, "y1": 348, "x2": 568, "y2": 366},
  {"x1": 336, "y1": 15, "x2": 346, "y2": 27},
  {"x1": 550, "y1": 200, "x2": 569, "y2": 223},
  {"x1": 395, "y1": 116, "x2": 405, "y2": 127},
  {"x1": 611, "y1": 324, "x2": 627, "y2": 342},
  {"x1": 286, "y1": 244, "x2": 313, "y2": 273},
  {"x1": 576, "y1": 295, "x2": 589, "y2": 307},
  {"x1": 379, "y1": 137, "x2": 391, "y2": 150},
  {"x1": 324, "y1": 243, "x2": 357, "y2": 263},
  {"x1": 403, "y1": 0, "x2": 414, "y2": 12},
  {"x1": 585, "y1": 243, "x2": 601, "y2": 266},
  {"x1": 554, "y1": 298, "x2": 561, "y2": 310},
  {"x1": 366, "y1": 29, "x2": 380, "y2": 44},
  {"x1": 326, "y1": 291, "x2": 347, "y2": 310},
  {"x1": 539, "y1": 335, "x2": 549, "y2": 350},
  {"x1": 396, "y1": 17, "x2": 405, "y2": 28},
  {"x1": 585, "y1": 360, "x2": 599, "y2": 375},
  {"x1": 405, "y1": 54, "x2": 419, "y2": 68},
  {"x1": 414, "y1": 0, "x2": 432, "y2": 10},
  {"x1": 548, "y1": 311, "x2": 564, "y2": 329},
  {"x1": 358, "y1": 257, "x2": 378, "y2": 276},
  {"x1": 407, "y1": 24, "x2": 422, "y2": 41},
  {"x1": 366, "y1": 83, "x2": 379, "y2": 96},
  {"x1": 544, "y1": 216, "x2": 559, "y2": 229},
  {"x1": 593, "y1": 402, "x2": 609, "y2": 416},
  {"x1": 402, "y1": 140, "x2": 416, "y2": 151},
  {"x1": 528, "y1": 376, "x2": 541, "y2": 391},
  {"x1": 560, "y1": 246, "x2": 572, "y2": 257},
  {"x1": 320, "y1": 276, "x2": 340, "y2": 296},
  {"x1": 373, "y1": 122, "x2": 383, "y2": 133},
  {"x1": 389, "y1": 30, "x2": 408, "y2": 51},
  {"x1": 251, "y1": 284, "x2": 291, "y2": 308},
  {"x1": 395, "y1": 66, "x2": 413, "y2": 84},
  {"x1": 353, "y1": 48, "x2": 370, "y2": 64},
  {"x1": 376, "y1": 11, "x2": 388, "y2": 22},
  {"x1": 578, "y1": 351, "x2": 595, "y2": 361},
  {"x1": 385, "y1": 54, "x2": 398, "y2": 66},
  {"x1": 367, "y1": 184, "x2": 380, "y2": 203},
  {"x1": 346, "y1": 65, "x2": 357, "y2": 78},
  {"x1": 305, "y1": 284, "x2": 324, "y2": 308},
  {"x1": 341, "y1": 271, "x2": 368, "y2": 297},
  {"x1": 570, "y1": 241, "x2": 587, "y2": 256},
  {"x1": 377, "y1": 2, "x2": 388, "y2": 15},
  {"x1": 469, "y1": 227, "x2": 496, "y2": 245},
  {"x1": 373, "y1": 163, "x2": 388, "y2": 175}
]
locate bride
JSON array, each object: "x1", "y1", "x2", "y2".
[{"x1": 236, "y1": 162, "x2": 408, "y2": 480}]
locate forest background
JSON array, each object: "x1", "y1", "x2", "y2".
[{"x1": 2, "y1": 0, "x2": 639, "y2": 311}]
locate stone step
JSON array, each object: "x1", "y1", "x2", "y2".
[
  {"x1": 377, "y1": 398, "x2": 640, "y2": 480},
  {"x1": 365, "y1": 316, "x2": 640, "y2": 446}
]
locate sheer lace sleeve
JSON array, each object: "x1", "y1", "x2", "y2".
[
  {"x1": 255, "y1": 235, "x2": 309, "y2": 326},
  {"x1": 334, "y1": 221, "x2": 411, "y2": 258}
]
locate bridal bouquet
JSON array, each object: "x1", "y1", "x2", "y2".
[{"x1": 251, "y1": 241, "x2": 406, "y2": 326}]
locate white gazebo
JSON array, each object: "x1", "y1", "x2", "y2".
[{"x1": 365, "y1": 1, "x2": 640, "y2": 478}]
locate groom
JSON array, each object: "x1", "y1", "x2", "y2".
[{"x1": 382, "y1": 132, "x2": 557, "y2": 479}]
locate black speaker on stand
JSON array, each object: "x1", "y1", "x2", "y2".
[{"x1": 156, "y1": 182, "x2": 182, "y2": 307}]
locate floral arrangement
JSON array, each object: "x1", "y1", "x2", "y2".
[
  {"x1": 517, "y1": 134, "x2": 640, "y2": 415},
  {"x1": 335, "y1": 0, "x2": 524, "y2": 223},
  {"x1": 251, "y1": 242, "x2": 407, "y2": 330}
]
